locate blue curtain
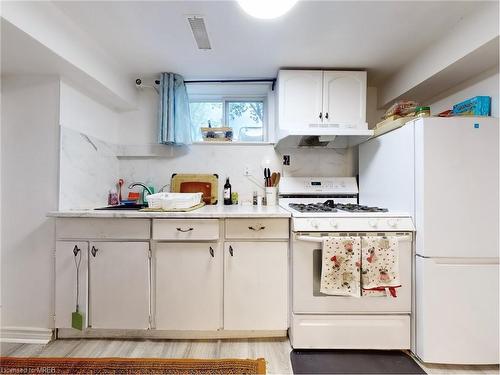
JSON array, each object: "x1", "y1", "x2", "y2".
[{"x1": 158, "y1": 73, "x2": 192, "y2": 145}]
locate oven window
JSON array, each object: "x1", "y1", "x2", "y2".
[{"x1": 313, "y1": 249, "x2": 330, "y2": 296}]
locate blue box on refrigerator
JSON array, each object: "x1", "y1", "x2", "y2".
[{"x1": 452, "y1": 96, "x2": 491, "y2": 116}]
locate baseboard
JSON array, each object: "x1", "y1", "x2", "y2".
[
  {"x1": 0, "y1": 327, "x2": 53, "y2": 344},
  {"x1": 57, "y1": 328, "x2": 287, "y2": 340}
]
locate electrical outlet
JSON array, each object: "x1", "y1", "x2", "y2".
[{"x1": 244, "y1": 166, "x2": 251, "y2": 176}]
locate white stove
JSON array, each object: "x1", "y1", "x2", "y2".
[
  {"x1": 280, "y1": 177, "x2": 415, "y2": 350},
  {"x1": 279, "y1": 177, "x2": 414, "y2": 231}
]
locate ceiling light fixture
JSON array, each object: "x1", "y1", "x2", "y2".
[{"x1": 237, "y1": 0, "x2": 298, "y2": 19}]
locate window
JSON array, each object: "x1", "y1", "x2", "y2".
[{"x1": 189, "y1": 98, "x2": 266, "y2": 142}]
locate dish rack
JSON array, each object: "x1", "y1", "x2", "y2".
[{"x1": 146, "y1": 192, "x2": 203, "y2": 210}]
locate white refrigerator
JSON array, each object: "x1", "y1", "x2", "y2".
[{"x1": 359, "y1": 117, "x2": 499, "y2": 364}]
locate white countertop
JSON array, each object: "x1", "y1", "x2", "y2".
[{"x1": 48, "y1": 205, "x2": 291, "y2": 219}]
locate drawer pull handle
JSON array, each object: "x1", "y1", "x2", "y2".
[
  {"x1": 209, "y1": 246, "x2": 215, "y2": 257},
  {"x1": 248, "y1": 226, "x2": 266, "y2": 231},
  {"x1": 91, "y1": 246, "x2": 98, "y2": 257},
  {"x1": 176, "y1": 227, "x2": 194, "y2": 232},
  {"x1": 229, "y1": 245, "x2": 234, "y2": 256}
]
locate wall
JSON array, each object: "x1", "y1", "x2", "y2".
[
  {"x1": 117, "y1": 89, "x2": 358, "y2": 203},
  {"x1": 59, "y1": 81, "x2": 120, "y2": 209},
  {"x1": 59, "y1": 127, "x2": 119, "y2": 209},
  {"x1": 1, "y1": 76, "x2": 60, "y2": 339},
  {"x1": 60, "y1": 81, "x2": 119, "y2": 143},
  {"x1": 1, "y1": 2, "x2": 137, "y2": 109},
  {"x1": 427, "y1": 66, "x2": 499, "y2": 117}
]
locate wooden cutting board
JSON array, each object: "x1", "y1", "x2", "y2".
[{"x1": 171, "y1": 174, "x2": 219, "y2": 205}]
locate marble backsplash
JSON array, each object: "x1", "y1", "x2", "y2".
[
  {"x1": 59, "y1": 126, "x2": 119, "y2": 209},
  {"x1": 59, "y1": 128, "x2": 357, "y2": 208},
  {"x1": 118, "y1": 144, "x2": 356, "y2": 205}
]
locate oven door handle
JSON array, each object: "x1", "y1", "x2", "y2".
[
  {"x1": 296, "y1": 235, "x2": 324, "y2": 243},
  {"x1": 295, "y1": 234, "x2": 412, "y2": 243}
]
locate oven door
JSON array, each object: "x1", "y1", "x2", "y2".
[{"x1": 292, "y1": 232, "x2": 413, "y2": 314}]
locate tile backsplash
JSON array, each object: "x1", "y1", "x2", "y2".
[
  {"x1": 60, "y1": 129, "x2": 356, "y2": 208},
  {"x1": 59, "y1": 126, "x2": 119, "y2": 209},
  {"x1": 118, "y1": 144, "x2": 356, "y2": 205}
]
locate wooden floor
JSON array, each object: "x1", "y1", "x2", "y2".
[{"x1": 1, "y1": 338, "x2": 498, "y2": 374}]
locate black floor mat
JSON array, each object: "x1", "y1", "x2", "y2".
[{"x1": 290, "y1": 349, "x2": 426, "y2": 374}]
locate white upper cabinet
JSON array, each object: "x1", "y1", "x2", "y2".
[
  {"x1": 322, "y1": 71, "x2": 366, "y2": 128},
  {"x1": 277, "y1": 69, "x2": 367, "y2": 132},
  {"x1": 278, "y1": 70, "x2": 324, "y2": 132}
]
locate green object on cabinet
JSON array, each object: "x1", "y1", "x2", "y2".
[{"x1": 72, "y1": 310, "x2": 83, "y2": 331}]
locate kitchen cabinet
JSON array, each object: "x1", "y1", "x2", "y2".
[
  {"x1": 322, "y1": 71, "x2": 366, "y2": 127},
  {"x1": 55, "y1": 241, "x2": 88, "y2": 329},
  {"x1": 277, "y1": 69, "x2": 366, "y2": 131},
  {"x1": 223, "y1": 241, "x2": 288, "y2": 330},
  {"x1": 54, "y1": 216, "x2": 289, "y2": 337},
  {"x1": 278, "y1": 70, "x2": 323, "y2": 131},
  {"x1": 89, "y1": 241, "x2": 150, "y2": 329},
  {"x1": 154, "y1": 242, "x2": 222, "y2": 330}
]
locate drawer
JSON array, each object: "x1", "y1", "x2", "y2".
[
  {"x1": 291, "y1": 314, "x2": 410, "y2": 349},
  {"x1": 225, "y1": 219, "x2": 289, "y2": 239},
  {"x1": 56, "y1": 218, "x2": 150, "y2": 240},
  {"x1": 153, "y1": 219, "x2": 219, "y2": 240}
]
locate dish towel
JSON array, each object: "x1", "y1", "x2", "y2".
[
  {"x1": 320, "y1": 237, "x2": 361, "y2": 297},
  {"x1": 361, "y1": 236, "x2": 401, "y2": 297}
]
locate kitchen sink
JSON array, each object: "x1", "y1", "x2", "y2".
[{"x1": 94, "y1": 204, "x2": 147, "y2": 210}]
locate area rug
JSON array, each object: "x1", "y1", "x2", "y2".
[
  {"x1": 290, "y1": 350, "x2": 426, "y2": 374},
  {"x1": 0, "y1": 357, "x2": 266, "y2": 374}
]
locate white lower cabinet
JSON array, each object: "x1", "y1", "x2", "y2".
[
  {"x1": 154, "y1": 242, "x2": 222, "y2": 330},
  {"x1": 89, "y1": 241, "x2": 150, "y2": 329},
  {"x1": 223, "y1": 241, "x2": 288, "y2": 330},
  {"x1": 55, "y1": 217, "x2": 290, "y2": 336},
  {"x1": 55, "y1": 241, "x2": 89, "y2": 329}
]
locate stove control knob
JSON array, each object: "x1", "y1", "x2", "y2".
[
  {"x1": 309, "y1": 219, "x2": 319, "y2": 229},
  {"x1": 368, "y1": 219, "x2": 378, "y2": 228},
  {"x1": 387, "y1": 219, "x2": 397, "y2": 228},
  {"x1": 329, "y1": 219, "x2": 338, "y2": 229}
]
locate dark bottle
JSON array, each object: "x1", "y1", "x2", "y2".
[{"x1": 223, "y1": 178, "x2": 232, "y2": 205}]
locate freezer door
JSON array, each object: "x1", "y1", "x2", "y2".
[
  {"x1": 415, "y1": 117, "x2": 499, "y2": 258},
  {"x1": 415, "y1": 256, "x2": 499, "y2": 364}
]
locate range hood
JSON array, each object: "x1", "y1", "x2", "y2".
[{"x1": 274, "y1": 128, "x2": 373, "y2": 151}]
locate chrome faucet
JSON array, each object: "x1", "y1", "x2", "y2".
[{"x1": 128, "y1": 182, "x2": 153, "y2": 195}]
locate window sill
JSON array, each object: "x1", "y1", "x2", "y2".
[{"x1": 192, "y1": 141, "x2": 274, "y2": 146}]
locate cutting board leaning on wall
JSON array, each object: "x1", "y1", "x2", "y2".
[{"x1": 171, "y1": 174, "x2": 219, "y2": 205}]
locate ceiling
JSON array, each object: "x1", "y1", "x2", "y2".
[{"x1": 19, "y1": 1, "x2": 494, "y2": 85}]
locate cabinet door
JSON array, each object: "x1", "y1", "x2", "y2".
[
  {"x1": 224, "y1": 242, "x2": 288, "y2": 330},
  {"x1": 55, "y1": 241, "x2": 88, "y2": 328},
  {"x1": 155, "y1": 242, "x2": 222, "y2": 330},
  {"x1": 89, "y1": 242, "x2": 150, "y2": 329},
  {"x1": 323, "y1": 71, "x2": 366, "y2": 127},
  {"x1": 278, "y1": 70, "x2": 323, "y2": 131}
]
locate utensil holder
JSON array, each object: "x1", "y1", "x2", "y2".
[{"x1": 265, "y1": 187, "x2": 277, "y2": 206}]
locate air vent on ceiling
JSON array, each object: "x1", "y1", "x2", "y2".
[{"x1": 187, "y1": 16, "x2": 211, "y2": 50}]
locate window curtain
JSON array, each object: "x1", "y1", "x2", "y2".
[{"x1": 158, "y1": 73, "x2": 192, "y2": 145}]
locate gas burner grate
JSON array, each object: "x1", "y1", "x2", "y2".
[
  {"x1": 288, "y1": 201, "x2": 388, "y2": 213},
  {"x1": 334, "y1": 203, "x2": 389, "y2": 213},
  {"x1": 288, "y1": 203, "x2": 337, "y2": 213}
]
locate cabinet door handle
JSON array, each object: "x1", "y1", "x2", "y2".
[
  {"x1": 176, "y1": 227, "x2": 194, "y2": 232},
  {"x1": 319, "y1": 112, "x2": 323, "y2": 120},
  {"x1": 325, "y1": 112, "x2": 329, "y2": 120},
  {"x1": 91, "y1": 246, "x2": 98, "y2": 257},
  {"x1": 73, "y1": 245, "x2": 81, "y2": 256},
  {"x1": 209, "y1": 246, "x2": 215, "y2": 257},
  {"x1": 248, "y1": 226, "x2": 266, "y2": 231},
  {"x1": 229, "y1": 245, "x2": 234, "y2": 256}
]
